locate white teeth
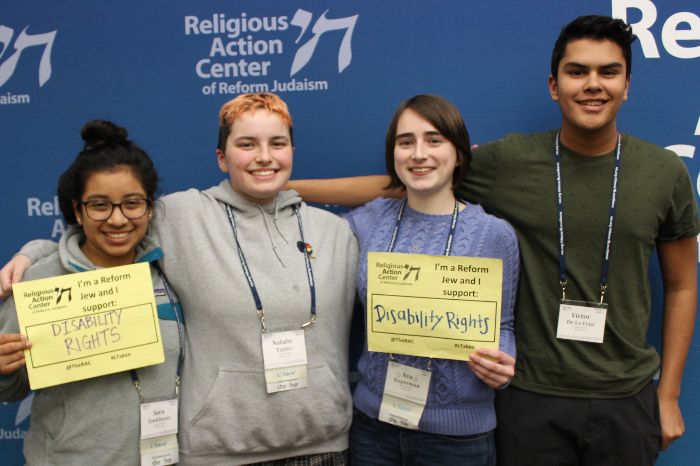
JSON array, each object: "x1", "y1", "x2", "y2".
[
  {"x1": 107, "y1": 232, "x2": 129, "y2": 239},
  {"x1": 411, "y1": 167, "x2": 433, "y2": 173},
  {"x1": 252, "y1": 170, "x2": 275, "y2": 176},
  {"x1": 581, "y1": 100, "x2": 605, "y2": 106}
]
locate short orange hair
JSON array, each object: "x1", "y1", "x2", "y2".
[{"x1": 217, "y1": 93, "x2": 293, "y2": 150}]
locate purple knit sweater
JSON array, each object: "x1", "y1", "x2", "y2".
[{"x1": 346, "y1": 197, "x2": 519, "y2": 435}]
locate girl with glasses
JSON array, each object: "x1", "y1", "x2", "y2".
[{"x1": 0, "y1": 121, "x2": 184, "y2": 465}]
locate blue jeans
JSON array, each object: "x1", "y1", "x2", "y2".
[{"x1": 350, "y1": 409, "x2": 496, "y2": 466}]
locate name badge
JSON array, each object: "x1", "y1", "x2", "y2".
[
  {"x1": 140, "y1": 398, "x2": 178, "y2": 439},
  {"x1": 556, "y1": 300, "x2": 607, "y2": 343},
  {"x1": 140, "y1": 433, "x2": 178, "y2": 466},
  {"x1": 378, "y1": 361, "x2": 431, "y2": 430},
  {"x1": 139, "y1": 399, "x2": 179, "y2": 466},
  {"x1": 261, "y1": 329, "x2": 308, "y2": 393}
]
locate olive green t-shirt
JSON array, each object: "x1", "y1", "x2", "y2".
[{"x1": 458, "y1": 130, "x2": 700, "y2": 398}]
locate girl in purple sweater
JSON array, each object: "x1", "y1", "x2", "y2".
[{"x1": 345, "y1": 95, "x2": 519, "y2": 466}]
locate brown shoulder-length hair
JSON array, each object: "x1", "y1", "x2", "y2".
[{"x1": 385, "y1": 94, "x2": 471, "y2": 190}]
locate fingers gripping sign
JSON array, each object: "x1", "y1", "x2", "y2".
[
  {"x1": 0, "y1": 333, "x2": 32, "y2": 374},
  {"x1": 468, "y1": 347, "x2": 515, "y2": 389}
]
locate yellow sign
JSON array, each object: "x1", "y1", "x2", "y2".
[
  {"x1": 367, "y1": 252, "x2": 502, "y2": 360},
  {"x1": 12, "y1": 262, "x2": 164, "y2": 389}
]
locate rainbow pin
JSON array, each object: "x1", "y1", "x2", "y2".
[{"x1": 297, "y1": 241, "x2": 315, "y2": 258}]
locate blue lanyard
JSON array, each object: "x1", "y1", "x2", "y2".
[
  {"x1": 554, "y1": 131, "x2": 622, "y2": 303},
  {"x1": 224, "y1": 203, "x2": 316, "y2": 332},
  {"x1": 131, "y1": 266, "x2": 184, "y2": 400},
  {"x1": 387, "y1": 199, "x2": 460, "y2": 256}
]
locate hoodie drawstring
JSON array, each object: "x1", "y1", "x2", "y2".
[{"x1": 256, "y1": 203, "x2": 287, "y2": 268}]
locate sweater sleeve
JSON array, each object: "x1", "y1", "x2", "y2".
[
  {"x1": 343, "y1": 202, "x2": 373, "y2": 245},
  {"x1": 0, "y1": 295, "x2": 31, "y2": 402},
  {"x1": 496, "y1": 220, "x2": 519, "y2": 359},
  {"x1": 344, "y1": 198, "x2": 396, "y2": 251},
  {"x1": 18, "y1": 239, "x2": 58, "y2": 264},
  {"x1": 148, "y1": 188, "x2": 210, "y2": 251}
]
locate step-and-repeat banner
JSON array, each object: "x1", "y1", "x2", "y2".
[{"x1": 1, "y1": 1, "x2": 698, "y2": 464}]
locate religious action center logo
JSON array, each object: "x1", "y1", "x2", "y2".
[{"x1": 184, "y1": 8, "x2": 359, "y2": 96}]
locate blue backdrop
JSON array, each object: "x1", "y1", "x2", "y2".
[{"x1": 1, "y1": 1, "x2": 699, "y2": 464}]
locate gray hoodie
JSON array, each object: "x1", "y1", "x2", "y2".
[
  {"x1": 0, "y1": 227, "x2": 183, "y2": 465},
  {"x1": 152, "y1": 181, "x2": 358, "y2": 465}
]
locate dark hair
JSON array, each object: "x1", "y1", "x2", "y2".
[
  {"x1": 385, "y1": 95, "x2": 471, "y2": 190},
  {"x1": 551, "y1": 15, "x2": 636, "y2": 80},
  {"x1": 57, "y1": 120, "x2": 158, "y2": 225}
]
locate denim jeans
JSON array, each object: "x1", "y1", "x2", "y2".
[{"x1": 350, "y1": 409, "x2": 496, "y2": 466}]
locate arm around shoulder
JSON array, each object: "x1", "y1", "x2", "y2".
[
  {"x1": 287, "y1": 175, "x2": 400, "y2": 206},
  {"x1": 1, "y1": 240, "x2": 57, "y2": 299}
]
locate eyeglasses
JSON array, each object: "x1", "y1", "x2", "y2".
[{"x1": 80, "y1": 198, "x2": 151, "y2": 221}]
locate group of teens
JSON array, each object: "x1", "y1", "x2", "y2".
[{"x1": 0, "y1": 14, "x2": 697, "y2": 466}]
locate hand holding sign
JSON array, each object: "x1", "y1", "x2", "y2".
[
  {"x1": 467, "y1": 347, "x2": 515, "y2": 389},
  {"x1": 0, "y1": 333, "x2": 32, "y2": 374}
]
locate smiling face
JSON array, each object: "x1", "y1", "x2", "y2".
[
  {"x1": 73, "y1": 169, "x2": 152, "y2": 268},
  {"x1": 549, "y1": 38, "x2": 629, "y2": 143},
  {"x1": 393, "y1": 108, "x2": 458, "y2": 204},
  {"x1": 216, "y1": 110, "x2": 293, "y2": 204}
]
